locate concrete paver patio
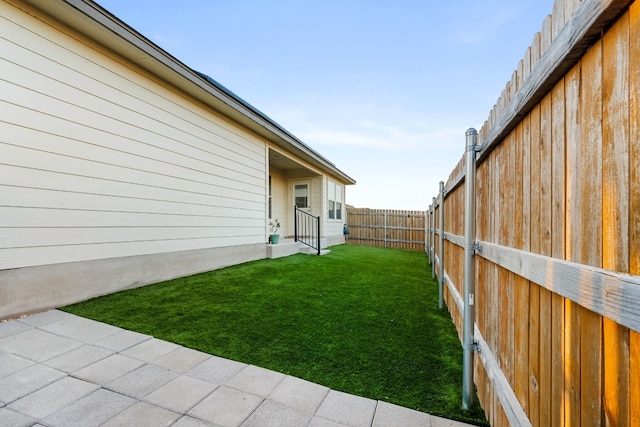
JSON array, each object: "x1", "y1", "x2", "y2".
[{"x1": 0, "y1": 310, "x2": 476, "y2": 427}]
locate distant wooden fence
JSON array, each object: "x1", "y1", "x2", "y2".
[
  {"x1": 427, "y1": 0, "x2": 640, "y2": 426},
  {"x1": 345, "y1": 208, "x2": 425, "y2": 251}
]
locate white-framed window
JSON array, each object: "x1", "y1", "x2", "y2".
[{"x1": 328, "y1": 180, "x2": 343, "y2": 220}]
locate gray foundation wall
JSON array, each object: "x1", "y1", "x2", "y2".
[
  {"x1": 325, "y1": 235, "x2": 346, "y2": 247},
  {"x1": 0, "y1": 243, "x2": 266, "y2": 321}
]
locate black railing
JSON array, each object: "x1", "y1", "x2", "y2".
[{"x1": 294, "y1": 206, "x2": 321, "y2": 255}]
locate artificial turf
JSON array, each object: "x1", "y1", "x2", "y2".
[{"x1": 62, "y1": 244, "x2": 487, "y2": 424}]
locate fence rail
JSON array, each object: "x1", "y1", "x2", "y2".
[
  {"x1": 346, "y1": 208, "x2": 425, "y2": 251},
  {"x1": 426, "y1": 0, "x2": 640, "y2": 426}
]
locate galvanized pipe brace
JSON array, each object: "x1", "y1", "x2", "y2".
[
  {"x1": 438, "y1": 181, "x2": 445, "y2": 310},
  {"x1": 462, "y1": 128, "x2": 478, "y2": 411}
]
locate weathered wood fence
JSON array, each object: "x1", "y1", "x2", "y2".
[
  {"x1": 346, "y1": 207, "x2": 425, "y2": 251},
  {"x1": 427, "y1": 0, "x2": 640, "y2": 425}
]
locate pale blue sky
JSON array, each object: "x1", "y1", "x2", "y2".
[{"x1": 97, "y1": 0, "x2": 555, "y2": 210}]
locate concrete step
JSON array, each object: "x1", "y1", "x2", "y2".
[
  {"x1": 299, "y1": 247, "x2": 331, "y2": 256},
  {"x1": 266, "y1": 241, "x2": 330, "y2": 259},
  {"x1": 266, "y1": 241, "x2": 301, "y2": 259}
]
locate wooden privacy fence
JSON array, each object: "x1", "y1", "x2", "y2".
[
  {"x1": 427, "y1": 0, "x2": 640, "y2": 426},
  {"x1": 345, "y1": 207, "x2": 425, "y2": 251}
]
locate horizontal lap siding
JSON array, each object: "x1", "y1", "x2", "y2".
[
  {"x1": 268, "y1": 170, "x2": 287, "y2": 226},
  {"x1": 0, "y1": 1, "x2": 266, "y2": 269}
]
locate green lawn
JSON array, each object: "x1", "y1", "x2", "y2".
[{"x1": 62, "y1": 244, "x2": 486, "y2": 424}]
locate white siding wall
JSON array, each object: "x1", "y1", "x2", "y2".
[
  {"x1": 310, "y1": 176, "x2": 322, "y2": 216},
  {"x1": 0, "y1": 1, "x2": 267, "y2": 270},
  {"x1": 269, "y1": 169, "x2": 287, "y2": 236}
]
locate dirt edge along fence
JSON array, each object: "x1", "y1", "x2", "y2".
[
  {"x1": 427, "y1": 0, "x2": 640, "y2": 426},
  {"x1": 346, "y1": 207, "x2": 425, "y2": 251}
]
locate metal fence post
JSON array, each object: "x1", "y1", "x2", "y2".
[
  {"x1": 431, "y1": 197, "x2": 436, "y2": 279},
  {"x1": 462, "y1": 128, "x2": 478, "y2": 410},
  {"x1": 438, "y1": 181, "x2": 445, "y2": 310},
  {"x1": 425, "y1": 206, "x2": 429, "y2": 258},
  {"x1": 384, "y1": 211, "x2": 388, "y2": 248}
]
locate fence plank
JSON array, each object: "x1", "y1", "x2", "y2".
[
  {"x1": 580, "y1": 307, "x2": 603, "y2": 422},
  {"x1": 528, "y1": 104, "x2": 541, "y2": 426},
  {"x1": 499, "y1": 267, "x2": 512, "y2": 388},
  {"x1": 514, "y1": 123, "x2": 524, "y2": 251},
  {"x1": 632, "y1": 330, "x2": 640, "y2": 423},
  {"x1": 552, "y1": 0, "x2": 566, "y2": 39},
  {"x1": 564, "y1": 60, "x2": 582, "y2": 427},
  {"x1": 550, "y1": 76, "x2": 566, "y2": 427},
  {"x1": 565, "y1": 61, "x2": 580, "y2": 264},
  {"x1": 551, "y1": 80, "x2": 566, "y2": 260},
  {"x1": 538, "y1": 286, "x2": 552, "y2": 426},
  {"x1": 506, "y1": 271, "x2": 515, "y2": 386},
  {"x1": 631, "y1": 3, "x2": 640, "y2": 422},
  {"x1": 539, "y1": 98, "x2": 553, "y2": 257},
  {"x1": 501, "y1": 133, "x2": 515, "y2": 393},
  {"x1": 522, "y1": 117, "x2": 531, "y2": 253},
  {"x1": 579, "y1": 41, "x2": 604, "y2": 269},
  {"x1": 580, "y1": 35, "x2": 604, "y2": 424},
  {"x1": 631, "y1": 0, "x2": 640, "y2": 282},
  {"x1": 538, "y1": 91, "x2": 553, "y2": 426},
  {"x1": 514, "y1": 274, "x2": 529, "y2": 415},
  {"x1": 565, "y1": 299, "x2": 580, "y2": 426},
  {"x1": 528, "y1": 281, "x2": 540, "y2": 426},
  {"x1": 603, "y1": 11, "x2": 632, "y2": 425},
  {"x1": 489, "y1": 151, "x2": 499, "y2": 364},
  {"x1": 551, "y1": 291, "x2": 566, "y2": 426},
  {"x1": 476, "y1": 157, "x2": 487, "y2": 350}
]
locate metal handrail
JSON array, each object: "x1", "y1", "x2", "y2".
[{"x1": 294, "y1": 206, "x2": 320, "y2": 255}]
